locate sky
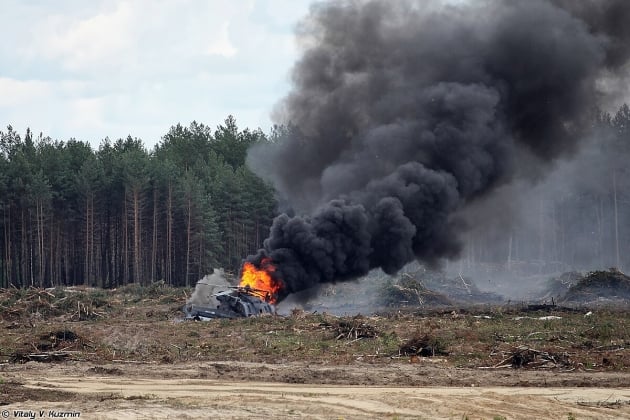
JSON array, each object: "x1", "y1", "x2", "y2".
[{"x1": 0, "y1": 0, "x2": 312, "y2": 149}]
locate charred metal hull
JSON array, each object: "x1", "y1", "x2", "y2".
[{"x1": 183, "y1": 288, "x2": 275, "y2": 320}]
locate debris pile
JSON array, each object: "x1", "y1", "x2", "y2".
[
  {"x1": 380, "y1": 268, "x2": 503, "y2": 307},
  {"x1": 334, "y1": 319, "x2": 378, "y2": 340},
  {"x1": 493, "y1": 345, "x2": 572, "y2": 369},
  {"x1": 9, "y1": 329, "x2": 86, "y2": 363},
  {"x1": 319, "y1": 316, "x2": 379, "y2": 340},
  {"x1": 399, "y1": 334, "x2": 449, "y2": 357},
  {"x1": 0, "y1": 287, "x2": 108, "y2": 321},
  {"x1": 380, "y1": 274, "x2": 452, "y2": 307},
  {"x1": 561, "y1": 269, "x2": 630, "y2": 303}
]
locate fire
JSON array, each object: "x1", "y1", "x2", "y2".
[{"x1": 239, "y1": 258, "x2": 283, "y2": 304}]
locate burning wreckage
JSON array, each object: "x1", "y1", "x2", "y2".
[
  {"x1": 183, "y1": 260, "x2": 282, "y2": 320},
  {"x1": 183, "y1": 286, "x2": 275, "y2": 320}
]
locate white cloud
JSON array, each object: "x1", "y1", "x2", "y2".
[
  {"x1": 0, "y1": 0, "x2": 312, "y2": 148},
  {"x1": 30, "y1": 2, "x2": 134, "y2": 72},
  {"x1": 0, "y1": 78, "x2": 51, "y2": 107},
  {"x1": 206, "y1": 22, "x2": 238, "y2": 58},
  {"x1": 68, "y1": 97, "x2": 106, "y2": 131}
]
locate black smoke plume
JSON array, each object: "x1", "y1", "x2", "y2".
[{"x1": 246, "y1": 0, "x2": 630, "y2": 301}]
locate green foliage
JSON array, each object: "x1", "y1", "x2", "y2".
[
  {"x1": 212, "y1": 115, "x2": 266, "y2": 168},
  {"x1": 0, "y1": 117, "x2": 278, "y2": 288}
]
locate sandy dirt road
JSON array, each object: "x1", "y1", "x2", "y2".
[{"x1": 3, "y1": 373, "x2": 630, "y2": 419}]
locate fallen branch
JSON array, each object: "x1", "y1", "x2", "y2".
[{"x1": 9, "y1": 351, "x2": 78, "y2": 363}]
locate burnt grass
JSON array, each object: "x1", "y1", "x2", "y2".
[{"x1": 0, "y1": 285, "x2": 629, "y2": 373}]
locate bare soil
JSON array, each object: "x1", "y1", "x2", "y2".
[
  {"x1": 1, "y1": 362, "x2": 630, "y2": 419},
  {"x1": 1, "y1": 286, "x2": 630, "y2": 418}
]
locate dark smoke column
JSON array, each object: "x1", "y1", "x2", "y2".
[{"x1": 246, "y1": 0, "x2": 630, "y2": 301}]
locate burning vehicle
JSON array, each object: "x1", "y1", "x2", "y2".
[
  {"x1": 183, "y1": 261, "x2": 283, "y2": 320},
  {"x1": 183, "y1": 286, "x2": 275, "y2": 320}
]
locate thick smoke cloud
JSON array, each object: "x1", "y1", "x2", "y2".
[{"x1": 246, "y1": 0, "x2": 630, "y2": 301}]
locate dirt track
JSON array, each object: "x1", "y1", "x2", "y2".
[{"x1": 2, "y1": 362, "x2": 630, "y2": 419}]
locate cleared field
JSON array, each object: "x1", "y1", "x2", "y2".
[{"x1": 1, "y1": 286, "x2": 630, "y2": 418}]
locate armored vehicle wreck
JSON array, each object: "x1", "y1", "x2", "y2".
[{"x1": 183, "y1": 286, "x2": 275, "y2": 320}]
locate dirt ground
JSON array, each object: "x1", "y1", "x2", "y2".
[
  {"x1": 1, "y1": 361, "x2": 630, "y2": 419},
  {"x1": 2, "y1": 286, "x2": 630, "y2": 418}
]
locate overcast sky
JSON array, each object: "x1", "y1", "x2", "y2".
[{"x1": 0, "y1": 0, "x2": 312, "y2": 149}]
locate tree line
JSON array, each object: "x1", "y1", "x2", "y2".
[
  {"x1": 0, "y1": 116, "x2": 277, "y2": 288},
  {"x1": 3, "y1": 104, "x2": 630, "y2": 289}
]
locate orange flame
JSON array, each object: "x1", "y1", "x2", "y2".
[{"x1": 239, "y1": 258, "x2": 283, "y2": 304}]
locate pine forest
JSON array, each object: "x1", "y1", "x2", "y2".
[{"x1": 2, "y1": 105, "x2": 630, "y2": 289}]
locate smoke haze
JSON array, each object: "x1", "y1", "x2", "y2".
[
  {"x1": 187, "y1": 269, "x2": 231, "y2": 307},
  {"x1": 246, "y1": 0, "x2": 630, "y2": 301}
]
